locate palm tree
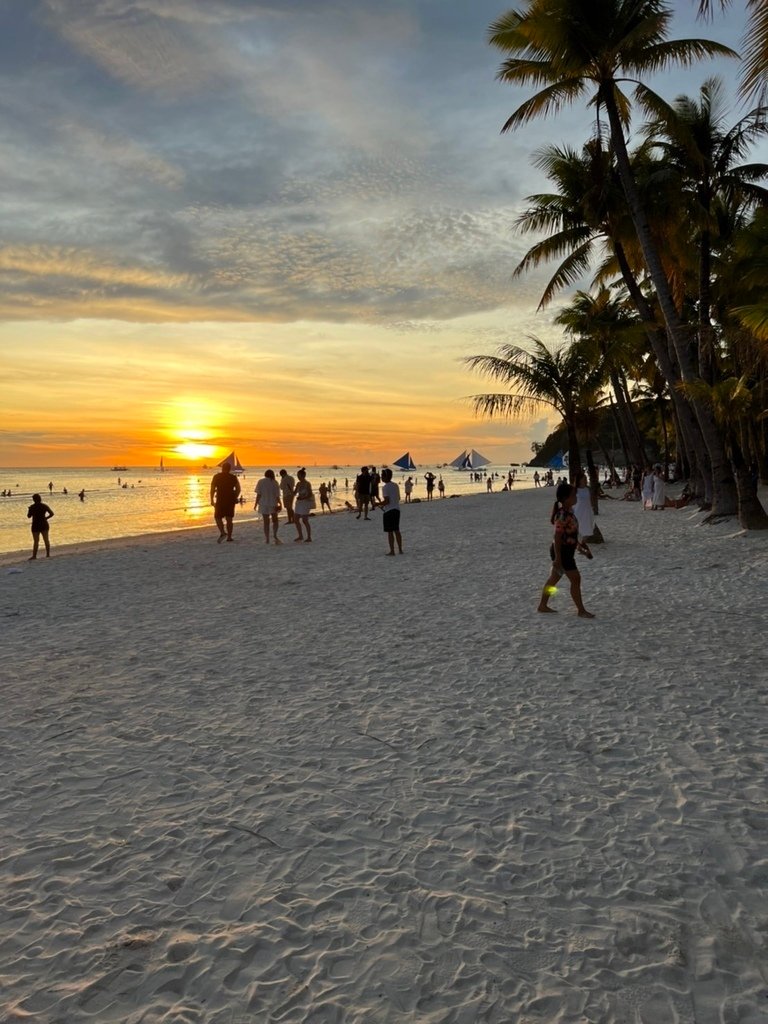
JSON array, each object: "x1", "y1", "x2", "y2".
[
  {"x1": 464, "y1": 337, "x2": 605, "y2": 480},
  {"x1": 554, "y1": 286, "x2": 648, "y2": 469},
  {"x1": 641, "y1": 76, "x2": 768, "y2": 383},
  {"x1": 697, "y1": 1, "x2": 768, "y2": 101},
  {"x1": 512, "y1": 138, "x2": 714, "y2": 498},
  {"x1": 489, "y1": 0, "x2": 740, "y2": 516},
  {"x1": 680, "y1": 376, "x2": 768, "y2": 527}
]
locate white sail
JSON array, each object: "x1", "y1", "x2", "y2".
[
  {"x1": 466, "y1": 448, "x2": 491, "y2": 468},
  {"x1": 448, "y1": 450, "x2": 468, "y2": 469}
]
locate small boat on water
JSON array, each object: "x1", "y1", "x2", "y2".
[{"x1": 110, "y1": 465, "x2": 128, "y2": 472}]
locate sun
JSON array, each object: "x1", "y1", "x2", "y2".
[{"x1": 173, "y1": 441, "x2": 217, "y2": 460}]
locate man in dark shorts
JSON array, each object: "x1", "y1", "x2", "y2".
[
  {"x1": 210, "y1": 462, "x2": 241, "y2": 542},
  {"x1": 377, "y1": 468, "x2": 403, "y2": 555},
  {"x1": 27, "y1": 493, "x2": 54, "y2": 559}
]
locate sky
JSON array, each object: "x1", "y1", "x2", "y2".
[{"x1": 0, "y1": 0, "x2": 752, "y2": 468}]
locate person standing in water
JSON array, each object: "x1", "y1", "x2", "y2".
[
  {"x1": 27, "y1": 493, "x2": 54, "y2": 559},
  {"x1": 210, "y1": 461, "x2": 241, "y2": 542},
  {"x1": 538, "y1": 482, "x2": 594, "y2": 617}
]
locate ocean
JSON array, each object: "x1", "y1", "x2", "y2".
[{"x1": 0, "y1": 464, "x2": 537, "y2": 555}]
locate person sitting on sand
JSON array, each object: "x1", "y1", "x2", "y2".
[
  {"x1": 376, "y1": 467, "x2": 403, "y2": 555},
  {"x1": 538, "y1": 482, "x2": 594, "y2": 618},
  {"x1": 27, "y1": 493, "x2": 54, "y2": 559},
  {"x1": 254, "y1": 469, "x2": 282, "y2": 544}
]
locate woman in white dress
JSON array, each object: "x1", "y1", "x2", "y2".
[{"x1": 573, "y1": 470, "x2": 595, "y2": 540}]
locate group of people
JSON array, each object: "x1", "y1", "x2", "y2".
[{"x1": 209, "y1": 462, "x2": 404, "y2": 554}]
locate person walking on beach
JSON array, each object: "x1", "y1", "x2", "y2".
[
  {"x1": 376, "y1": 468, "x2": 403, "y2": 555},
  {"x1": 210, "y1": 461, "x2": 241, "y2": 542},
  {"x1": 27, "y1": 493, "x2": 54, "y2": 559},
  {"x1": 538, "y1": 482, "x2": 594, "y2": 618},
  {"x1": 404, "y1": 476, "x2": 413, "y2": 503},
  {"x1": 355, "y1": 466, "x2": 371, "y2": 519},
  {"x1": 279, "y1": 469, "x2": 295, "y2": 523},
  {"x1": 293, "y1": 468, "x2": 315, "y2": 542},
  {"x1": 424, "y1": 471, "x2": 436, "y2": 500},
  {"x1": 255, "y1": 469, "x2": 282, "y2": 544}
]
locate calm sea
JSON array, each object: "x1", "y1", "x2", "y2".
[{"x1": 0, "y1": 464, "x2": 537, "y2": 555}]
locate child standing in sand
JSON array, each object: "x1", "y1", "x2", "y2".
[
  {"x1": 27, "y1": 493, "x2": 54, "y2": 559},
  {"x1": 538, "y1": 482, "x2": 594, "y2": 618}
]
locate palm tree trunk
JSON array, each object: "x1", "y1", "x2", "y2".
[
  {"x1": 604, "y1": 92, "x2": 738, "y2": 517},
  {"x1": 613, "y1": 244, "x2": 711, "y2": 500},
  {"x1": 730, "y1": 432, "x2": 768, "y2": 529}
]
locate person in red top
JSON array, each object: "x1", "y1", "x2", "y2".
[
  {"x1": 27, "y1": 493, "x2": 54, "y2": 559},
  {"x1": 537, "y1": 482, "x2": 594, "y2": 617}
]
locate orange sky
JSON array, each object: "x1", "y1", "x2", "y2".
[{"x1": 2, "y1": 317, "x2": 557, "y2": 468}]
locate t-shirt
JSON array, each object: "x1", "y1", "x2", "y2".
[
  {"x1": 255, "y1": 477, "x2": 281, "y2": 514},
  {"x1": 381, "y1": 481, "x2": 400, "y2": 511},
  {"x1": 28, "y1": 503, "x2": 53, "y2": 531},
  {"x1": 553, "y1": 509, "x2": 578, "y2": 547},
  {"x1": 280, "y1": 474, "x2": 295, "y2": 499},
  {"x1": 212, "y1": 472, "x2": 241, "y2": 509},
  {"x1": 356, "y1": 472, "x2": 371, "y2": 496}
]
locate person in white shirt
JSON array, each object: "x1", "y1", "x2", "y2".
[
  {"x1": 255, "y1": 469, "x2": 282, "y2": 544},
  {"x1": 376, "y1": 468, "x2": 403, "y2": 555}
]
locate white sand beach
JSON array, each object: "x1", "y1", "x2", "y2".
[{"x1": 2, "y1": 488, "x2": 767, "y2": 1024}]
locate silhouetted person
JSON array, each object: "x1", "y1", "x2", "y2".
[
  {"x1": 279, "y1": 469, "x2": 295, "y2": 523},
  {"x1": 210, "y1": 461, "x2": 241, "y2": 542},
  {"x1": 255, "y1": 469, "x2": 282, "y2": 544},
  {"x1": 78, "y1": 489, "x2": 85, "y2": 501},
  {"x1": 27, "y1": 493, "x2": 54, "y2": 559}
]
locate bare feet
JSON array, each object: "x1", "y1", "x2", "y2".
[
  {"x1": 274, "y1": 538, "x2": 282, "y2": 545},
  {"x1": 578, "y1": 610, "x2": 595, "y2": 618},
  {"x1": 217, "y1": 534, "x2": 226, "y2": 543},
  {"x1": 294, "y1": 537, "x2": 303, "y2": 542},
  {"x1": 386, "y1": 551, "x2": 395, "y2": 556},
  {"x1": 537, "y1": 606, "x2": 557, "y2": 613}
]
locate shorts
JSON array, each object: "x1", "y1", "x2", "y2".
[
  {"x1": 549, "y1": 543, "x2": 576, "y2": 574},
  {"x1": 215, "y1": 503, "x2": 236, "y2": 518},
  {"x1": 382, "y1": 509, "x2": 400, "y2": 532}
]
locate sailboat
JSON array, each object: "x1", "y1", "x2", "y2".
[
  {"x1": 392, "y1": 451, "x2": 417, "y2": 471},
  {"x1": 156, "y1": 456, "x2": 165, "y2": 473},
  {"x1": 217, "y1": 451, "x2": 245, "y2": 476},
  {"x1": 449, "y1": 448, "x2": 492, "y2": 470}
]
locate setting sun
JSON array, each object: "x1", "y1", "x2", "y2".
[{"x1": 173, "y1": 442, "x2": 217, "y2": 460}]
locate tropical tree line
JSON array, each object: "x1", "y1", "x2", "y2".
[{"x1": 466, "y1": 0, "x2": 768, "y2": 528}]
